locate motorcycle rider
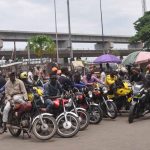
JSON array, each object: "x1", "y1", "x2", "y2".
[
  {"x1": 82, "y1": 71, "x2": 103, "y2": 86},
  {"x1": 58, "y1": 67, "x2": 74, "y2": 91},
  {"x1": 130, "y1": 67, "x2": 145, "y2": 83},
  {"x1": 2, "y1": 72, "x2": 28, "y2": 132},
  {"x1": 44, "y1": 73, "x2": 63, "y2": 97},
  {"x1": 43, "y1": 73, "x2": 63, "y2": 111}
]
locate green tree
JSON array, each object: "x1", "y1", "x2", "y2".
[
  {"x1": 27, "y1": 35, "x2": 56, "y2": 62},
  {"x1": 131, "y1": 11, "x2": 150, "y2": 51}
]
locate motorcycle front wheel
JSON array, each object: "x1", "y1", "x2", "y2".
[
  {"x1": 57, "y1": 114, "x2": 80, "y2": 138},
  {"x1": 89, "y1": 105, "x2": 103, "y2": 124},
  {"x1": 128, "y1": 103, "x2": 138, "y2": 124},
  {"x1": 105, "y1": 101, "x2": 118, "y2": 119},
  {"x1": 76, "y1": 109, "x2": 90, "y2": 131},
  {"x1": 32, "y1": 115, "x2": 57, "y2": 140}
]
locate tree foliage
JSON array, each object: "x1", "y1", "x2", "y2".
[
  {"x1": 131, "y1": 11, "x2": 150, "y2": 50},
  {"x1": 28, "y1": 35, "x2": 56, "y2": 57}
]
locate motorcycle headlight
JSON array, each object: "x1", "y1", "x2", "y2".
[
  {"x1": 88, "y1": 91, "x2": 93, "y2": 98},
  {"x1": 102, "y1": 87, "x2": 108, "y2": 94},
  {"x1": 65, "y1": 98, "x2": 73, "y2": 107}
]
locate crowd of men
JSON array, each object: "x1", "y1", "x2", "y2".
[{"x1": 0, "y1": 63, "x2": 150, "y2": 132}]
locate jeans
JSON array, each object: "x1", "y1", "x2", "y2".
[{"x1": 3, "y1": 94, "x2": 26, "y2": 123}]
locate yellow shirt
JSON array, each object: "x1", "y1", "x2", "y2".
[{"x1": 105, "y1": 75, "x2": 117, "y2": 86}]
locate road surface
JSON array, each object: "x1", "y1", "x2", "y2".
[{"x1": 1, "y1": 115, "x2": 150, "y2": 150}]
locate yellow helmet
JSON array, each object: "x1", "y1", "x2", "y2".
[{"x1": 20, "y1": 72, "x2": 28, "y2": 79}]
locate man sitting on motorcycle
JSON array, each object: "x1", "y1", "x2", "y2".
[
  {"x1": 2, "y1": 72, "x2": 28, "y2": 132},
  {"x1": 58, "y1": 67, "x2": 74, "y2": 91},
  {"x1": 43, "y1": 73, "x2": 63, "y2": 111},
  {"x1": 130, "y1": 67, "x2": 145, "y2": 83},
  {"x1": 82, "y1": 72, "x2": 103, "y2": 87}
]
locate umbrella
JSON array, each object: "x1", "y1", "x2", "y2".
[
  {"x1": 93, "y1": 54, "x2": 121, "y2": 64},
  {"x1": 122, "y1": 51, "x2": 150, "y2": 65}
]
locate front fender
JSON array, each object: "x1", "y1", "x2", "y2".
[
  {"x1": 56, "y1": 112, "x2": 78, "y2": 121},
  {"x1": 32, "y1": 113, "x2": 53, "y2": 125},
  {"x1": 90, "y1": 103, "x2": 99, "y2": 107},
  {"x1": 71, "y1": 107, "x2": 86, "y2": 112},
  {"x1": 107, "y1": 99, "x2": 113, "y2": 102}
]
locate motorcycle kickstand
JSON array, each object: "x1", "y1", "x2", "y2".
[{"x1": 22, "y1": 129, "x2": 31, "y2": 139}]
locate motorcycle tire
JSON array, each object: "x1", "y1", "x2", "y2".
[
  {"x1": 128, "y1": 103, "x2": 138, "y2": 124},
  {"x1": 89, "y1": 105, "x2": 103, "y2": 124},
  {"x1": 106, "y1": 101, "x2": 118, "y2": 119},
  {"x1": 32, "y1": 115, "x2": 57, "y2": 140},
  {"x1": 76, "y1": 109, "x2": 90, "y2": 131},
  {"x1": 57, "y1": 114, "x2": 80, "y2": 138}
]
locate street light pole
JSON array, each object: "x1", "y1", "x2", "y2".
[
  {"x1": 67, "y1": 0, "x2": 73, "y2": 60},
  {"x1": 142, "y1": 0, "x2": 147, "y2": 15},
  {"x1": 99, "y1": 0, "x2": 105, "y2": 54},
  {"x1": 54, "y1": 0, "x2": 59, "y2": 63}
]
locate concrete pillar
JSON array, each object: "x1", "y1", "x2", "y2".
[
  {"x1": 128, "y1": 42, "x2": 143, "y2": 50},
  {"x1": 58, "y1": 41, "x2": 69, "y2": 50},
  {"x1": 0, "y1": 40, "x2": 3, "y2": 49},
  {"x1": 95, "y1": 41, "x2": 114, "y2": 50}
]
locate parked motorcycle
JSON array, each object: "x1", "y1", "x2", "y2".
[
  {"x1": 0, "y1": 87, "x2": 57, "y2": 140},
  {"x1": 128, "y1": 83, "x2": 150, "y2": 123},
  {"x1": 63, "y1": 90, "x2": 90, "y2": 131},
  {"x1": 107, "y1": 79, "x2": 132, "y2": 112},
  {"x1": 75, "y1": 87, "x2": 103, "y2": 124},
  {"x1": 93, "y1": 83, "x2": 118, "y2": 119},
  {"x1": 48, "y1": 95, "x2": 80, "y2": 138}
]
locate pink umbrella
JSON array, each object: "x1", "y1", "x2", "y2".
[{"x1": 135, "y1": 52, "x2": 150, "y2": 64}]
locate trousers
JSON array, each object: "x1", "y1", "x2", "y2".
[{"x1": 3, "y1": 94, "x2": 26, "y2": 123}]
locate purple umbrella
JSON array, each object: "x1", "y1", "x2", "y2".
[{"x1": 93, "y1": 54, "x2": 121, "y2": 64}]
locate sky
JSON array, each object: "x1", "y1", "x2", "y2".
[{"x1": 0, "y1": 0, "x2": 150, "y2": 49}]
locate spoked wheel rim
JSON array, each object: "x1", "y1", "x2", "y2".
[
  {"x1": 106, "y1": 101, "x2": 117, "y2": 119},
  {"x1": 32, "y1": 116, "x2": 57, "y2": 140},
  {"x1": 77, "y1": 110, "x2": 89, "y2": 130},
  {"x1": 89, "y1": 106, "x2": 102, "y2": 124},
  {"x1": 57, "y1": 114, "x2": 79, "y2": 137}
]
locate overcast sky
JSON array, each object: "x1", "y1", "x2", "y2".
[{"x1": 0, "y1": 0, "x2": 150, "y2": 49}]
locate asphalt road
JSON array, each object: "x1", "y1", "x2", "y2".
[{"x1": 1, "y1": 115, "x2": 150, "y2": 150}]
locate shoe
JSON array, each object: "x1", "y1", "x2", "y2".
[
  {"x1": 2, "y1": 123, "x2": 7, "y2": 132},
  {"x1": 0, "y1": 123, "x2": 7, "y2": 134}
]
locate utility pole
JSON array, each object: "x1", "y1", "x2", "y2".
[
  {"x1": 142, "y1": 0, "x2": 147, "y2": 15},
  {"x1": 54, "y1": 0, "x2": 59, "y2": 63},
  {"x1": 100, "y1": 0, "x2": 105, "y2": 54},
  {"x1": 67, "y1": 0, "x2": 73, "y2": 60}
]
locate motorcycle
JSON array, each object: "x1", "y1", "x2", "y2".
[
  {"x1": 0, "y1": 87, "x2": 57, "y2": 140},
  {"x1": 64, "y1": 90, "x2": 90, "y2": 131},
  {"x1": 93, "y1": 83, "x2": 118, "y2": 119},
  {"x1": 107, "y1": 79, "x2": 132, "y2": 112},
  {"x1": 75, "y1": 87, "x2": 103, "y2": 124},
  {"x1": 52, "y1": 96, "x2": 80, "y2": 138},
  {"x1": 128, "y1": 83, "x2": 150, "y2": 123}
]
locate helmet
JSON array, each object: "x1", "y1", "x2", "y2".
[
  {"x1": 20, "y1": 72, "x2": 28, "y2": 79},
  {"x1": 52, "y1": 67, "x2": 58, "y2": 72}
]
